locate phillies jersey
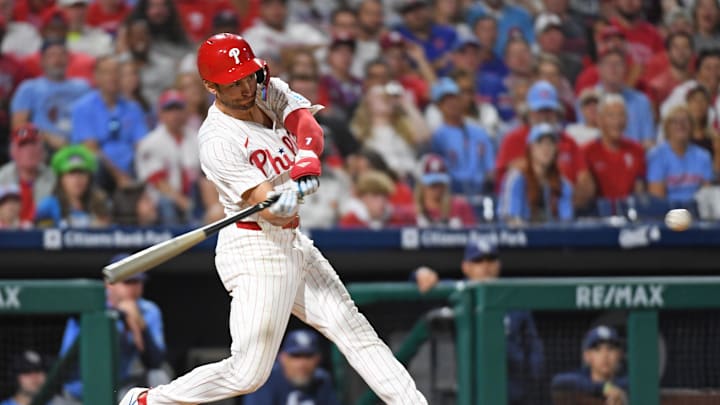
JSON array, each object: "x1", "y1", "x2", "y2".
[
  {"x1": 199, "y1": 78, "x2": 320, "y2": 219},
  {"x1": 583, "y1": 138, "x2": 646, "y2": 200}
]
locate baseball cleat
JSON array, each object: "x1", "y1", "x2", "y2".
[{"x1": 118, "y1": 387, "x2": 148, "y2": 405}]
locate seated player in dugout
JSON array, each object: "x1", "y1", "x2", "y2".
[
  {"x1": 551, "y1": 325, "x2": 628, "y2": 405},
  {"x1": 243, "y1": 329, "x2": 341, "y2": 405},
  {"x1": 0, "y1": 350, "x2": 47, "y2": 405},
  {"x1": 412, "y1": 238, "x2": 545, "y2": 405}
]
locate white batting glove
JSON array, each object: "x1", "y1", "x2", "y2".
[
  {"x1": 297, "y1": 176, "x2": 320, "y2": 198},
  {"x1": 267, "y1": 189, "x2": 299, "y2": 217}
]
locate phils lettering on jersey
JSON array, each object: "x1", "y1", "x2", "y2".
[{"x1": 249, "y1": 134, "x2": 298, "y2": 177}]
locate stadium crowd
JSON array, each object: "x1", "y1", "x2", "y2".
[{"x1": 0, "y1": 0, "x2": 719, "y2": 230}]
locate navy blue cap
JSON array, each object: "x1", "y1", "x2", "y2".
[
  {"x1": 464, "y1": 239, "x2": 499, "y2": 262},
  {"x1": 281, "y1": 330, "x2": 320, "y2": 355},
  {"x1": 13, "y1": 350, "x2": 45, "y2": 374},
  {"x1": 109, "y1": 253, "x2": 147, "y2": 281},
  {"x1": 582, "y1": 325, "x2": 622, "y2": 350},
  {"x1": 452, "y1": 35, "x2": 481, "y2": 52}
]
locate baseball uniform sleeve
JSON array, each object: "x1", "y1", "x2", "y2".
[
  {"x1": 265, "y1": 77, "x2": 320, "y2": 122},
  {"x1": 199, "y1": 137, "x2": 267, "y2": 204}
]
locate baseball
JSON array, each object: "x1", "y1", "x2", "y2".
[{"x1": 665, "y1": 209, "x2": 692, "y2": 231}]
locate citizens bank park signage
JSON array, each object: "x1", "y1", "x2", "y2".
[{"x1": 43, "y1": 229, "x2": 174, "y2": 250}]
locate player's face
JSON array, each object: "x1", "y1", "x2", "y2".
[
  {"x1": 461, "y1": 257, "x2": 500, "y2": 281},
  {"x1": 584, "y1": 343, "x2": 622, "y2": 380},
  {"x1": 60, "y1": 170, "x2": 90, "y2": 199},
  {"x1": 17, "y1": 371, "x2": 46, "y2": 396},
  {"x1": 210, "y1": 75, "x2": 258, "y2": 111},
  {"x1": 599, "y1": 102, "x2": 626, "y2": 141},
  {"x1": 279, "y1": 353, "x2": 320, "y2": 387}
]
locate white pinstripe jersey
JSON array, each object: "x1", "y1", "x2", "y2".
[{"x1": 198, "y1": 78, "x2": 318, "y2": 222}]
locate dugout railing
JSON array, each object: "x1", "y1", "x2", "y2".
[
  {"x1": 0, "y1": 279, "x2": 117, "y2": 405},
  {"x1": 335, "y1": 277, "x2": 720, "y2": 405}
]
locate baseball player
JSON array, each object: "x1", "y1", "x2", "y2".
[{"x1": 119, "y1": 33, "x2": 427, "y2": 405}]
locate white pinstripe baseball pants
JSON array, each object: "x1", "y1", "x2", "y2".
[{"x1": 147, "y1": 225, "x2": 427, "y2": 405}]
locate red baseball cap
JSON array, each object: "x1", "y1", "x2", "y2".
[
  {"x1": 158, "y1": 89, "x2": 187, "y2": 110},
  {"x1": 380, "y1": 31, "x2": 406, "y2": 50},
  {"x1": 40, "y1": 7, "x2": 70, "y2": 30},
  {"x1": 599, "y1": 25, "x2": 625, "y2": 41},
  {"x1": 12, "y1": 124, "x2": 41, "y2": 146}
]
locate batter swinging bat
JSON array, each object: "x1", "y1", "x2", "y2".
[{"x1": 103, "y1": 194, "x2": 281, "y2": 283}]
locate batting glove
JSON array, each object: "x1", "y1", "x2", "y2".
[
  {"x1": 290, "y1": 150, "x2": 322, "y2": 180},
  {"x1": 267, "y1": 189, "x2": 299, "y2": 217},
  {"x1": 297, "y1": 176, "x2": 320, "y2": 198}
]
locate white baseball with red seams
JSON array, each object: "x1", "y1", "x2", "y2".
[{"x1": 143, "y1": 78, "x2": 428, "y2": 405}]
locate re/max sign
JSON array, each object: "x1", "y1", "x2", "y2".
[
  {"x1": 576, "y1": 285, "x2": 664, "y2": 308},
  {"x1": 0, "y1": 286, "x2": 21, "y2": 309}
]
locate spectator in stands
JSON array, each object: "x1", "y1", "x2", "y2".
[
  {"x1": 591, "y1": 48, "x2": 655, "y2": 148},
  {"x1": 551, "y1": 325, "x2": 628, "y2": 405},
  {"x1": 432, "y1": 0, "x2": 468, "y2": 35},
  {"x1": 353, "y1": 0, "x2": 383, "y2": 78},
  {"x1": 86, "y1": 0, "x2": 130, "y2": 35},
  {"x1": 661, "y1": 49, "x2": 720, "y2": 124},
  {"x1": 58, "y1": 0, "x2": 111, "y2": 58},
  {"x1": 692, "y1": 0, "x2": 720, "y2": 52},
  {"x1": 241, "y1": 0, "x2": 326, "y2": 71},
  {"x1": 175, "y1": 71, "x2": 210, "y2": 134},
  {"x1": 174, "y1": 0, "x2": 237, "y2": 44},
  {"x1": 471, "y1": 14, "x2": 512, "y2": 123},
  {"x1": 0, "y1": 350, "x2": 46, "y2": 405},
  {"x1": 378, "y1": 30, "x2": 436, "y2": 108},
  {"x1": 11, "y1": 39, "x2": 90, "y2": 150},
  {"x1": 496, "y1": 80, "x2": 593, "y2": 209},
  {"x1": 35, "y1": 144, "x2": 110, "y2": 228},
  {"x1": 610, "y1": 0, "x2": 663, "y2": 65},
  {"x1": 686, "y1": 85, "x2": 720, "y2": 174},
  {"x1": 534, "y1": 53, "x2": 575, "y2": 121},
  {"x1": 119, "y1": 18, "x2": 176, "y2": 106},
  {"x1": 393, "y1": 0, "x2": 457, "y2": 74},
  {"x1": 346, "y1": 148, "x2": 415, "y2": 208},
  {"x1": 119, "y1": 59, "x2": 154, "y2": 128},
  {"x1": 414, "y1": 153, "x2": 475, "y2": 227},
  {"x1": 125, "y1": 0, "x2": 189, "y2": 60},
  {"x1": 243, "y1": 329, "x2": 340, "y2": 405},
  {"x1": 533, "y1": 13, "x2": 582, "y2": 83},
  {"x1": 648, "y1": 105, "x2": 714, "y2": 205},
  {"x1": 60, "y1": 253, "x2": 167, "y2": 403},
  {"x1": 466, "y1": 0, "x2": 534, "y2": 57},
  {"x1": 648, "y1": 32, "x2": 695, "y2": 109},
  {"x1": 429, "y1": 77, "x2": 496, "y2": 196},
  {"x1": 583, "y1": 94, "x2": 646, "y2": 206},
  {"x1": 413, "y1": 238, "x2": 544, "y2": 405},
  {"x1": 565, "y1": 88, "x2": 601, "y2": 146},
  {"x1": 71, "y1": 55, "x2": 148, "y2": 194},
  {"x1": 339, "y1": 170, "x2": 416, "y2": 229},
  {"x1": 113, "y1": 182, "x2": 159, "y2": 226},
  {"x1": 0, "y1": 184, "x2": 21, "y2": 228},
  {"x1": 542, "y1": 0, "x2": 588, "y2": 59},
  {"x1": 135, "y1": 89, "x2": 199, "y2": 226},
  {"x1": 20, "y1": 7, "x2": 95, "y2": 82},
  {"x1": 350, "y1": 81, "x2": 429, "y2": 179},
  {"x1": 319, "y1": 35, "x2": 363, "y2": 121},
  {"x1": 322, "y1": 7, "x2": 359, "y2": 58},
  {"x1": 498, "y1": 123, "x2": 574, "y2": 225},
  {"x1": 0, "y1": 14, "x2": 28, "y2": 163},
  {"x1": 0, "y1": 0, "x2": 42, "y2": 58},
  {"x1": 11, "y1": 0, "x2": 54, "y2": 29},
  {"x1": 296, "y1": 146, "x2": 351, "y2": 229},
  {"x1": 0, "y1": 124, "x2": 54, "y2": 226}
]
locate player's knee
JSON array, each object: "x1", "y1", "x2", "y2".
[{"x1": 225, "y1": 351, "x2": 274, "y2": 393}]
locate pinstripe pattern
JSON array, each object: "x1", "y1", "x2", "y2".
[{"x1": 145, "y1": 78, "x2": 426, "y2": 405}]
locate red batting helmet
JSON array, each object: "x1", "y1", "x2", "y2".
[{"x1": 197, "y1": 33, "x2": 268, "y2": 85}]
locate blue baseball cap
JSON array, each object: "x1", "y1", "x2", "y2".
[
  {"x1": 431, "y1": 77, "x2": 460, "y2": 103},
  {"x1": 464, "y1": 239, "x2": 499, "y2": 262},
  {"x1": 582, "y1": 325, "x2": 622, "y2": 350},
  {"x1": 527, "y1": 80, "x2": 560, "y2": 111},
  {"x1": 281, "y1": 330, "x2": 320, "y2": 356},
  {"x1": 452, "y1": 35, "x2": 481, "y2": 52},
  {"x1": 527, "y1": 123, "x2": 559, "y2": 144}
]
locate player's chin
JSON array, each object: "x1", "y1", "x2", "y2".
[{"x1": 229, "y1": 98, "x2": 256, "y2": 110}]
